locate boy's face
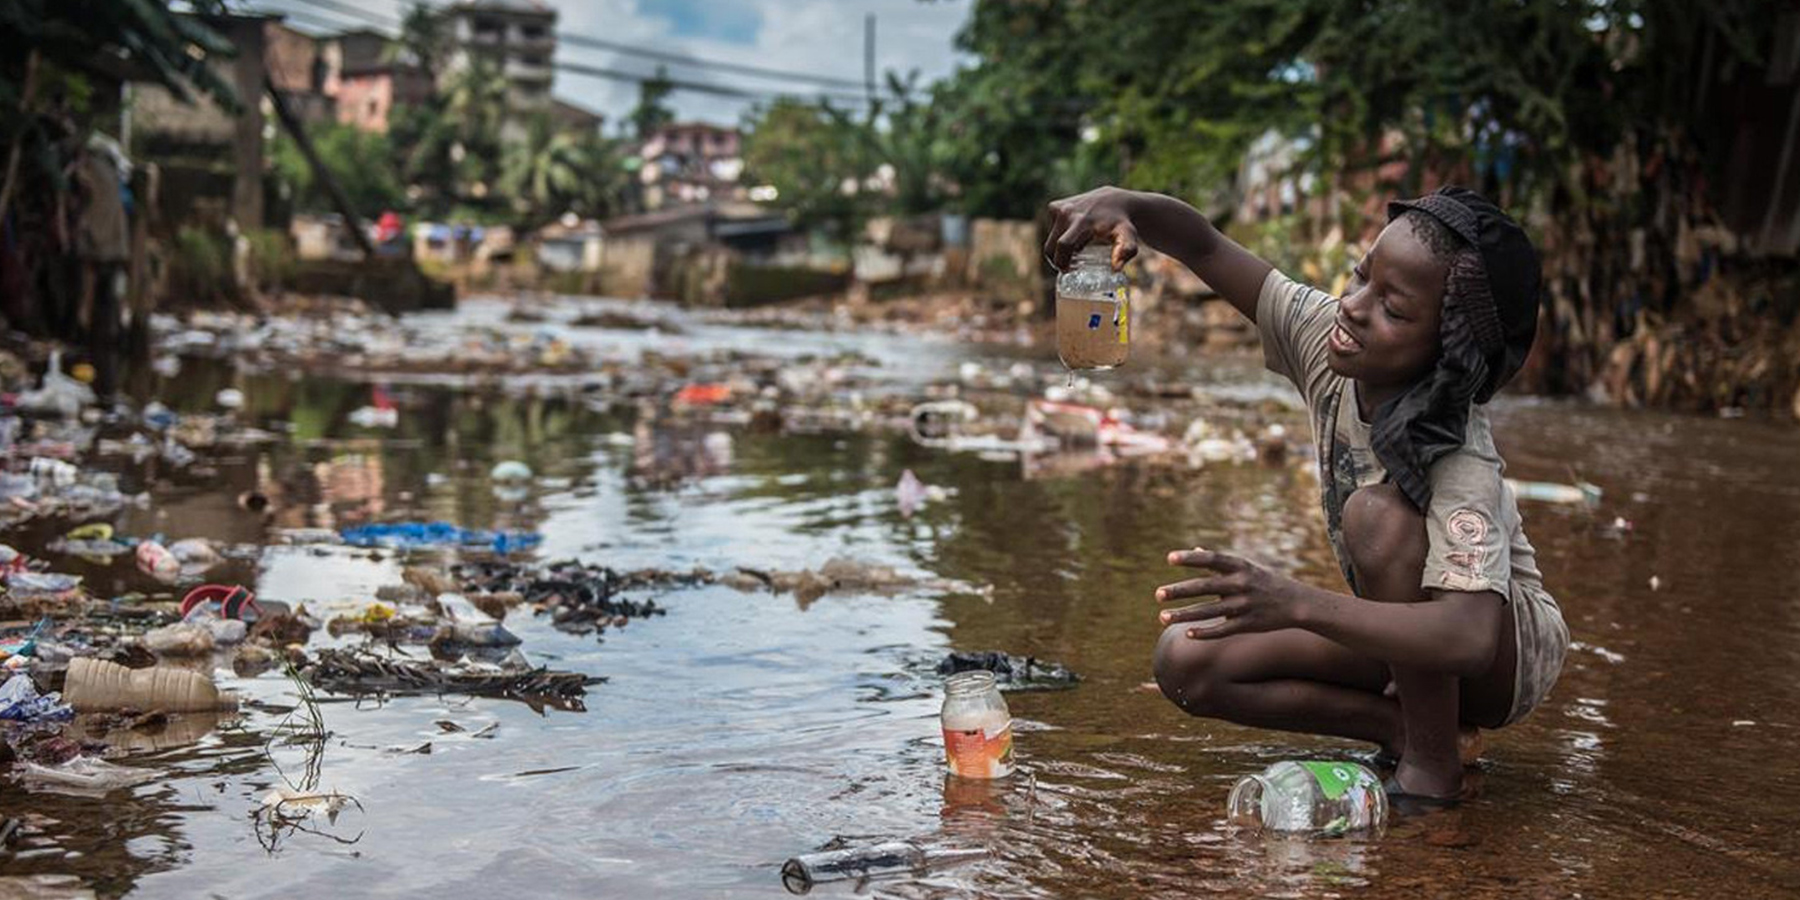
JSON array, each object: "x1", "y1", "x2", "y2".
[{"x1": 1327, "y1": 219, "x2": 1448, "y2": 389}]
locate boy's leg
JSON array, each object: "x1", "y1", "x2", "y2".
[
  {"x1": 1153, "y1": 624, "x2": 1401, "y2": 753},
  {"x1": 1341, "y1": 484, "x2": 1516, "y2": 797}
]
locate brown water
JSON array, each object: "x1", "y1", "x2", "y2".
[
  {"x1": 1056, "y1": 295, "x2": 1129, "y2": 370},
  {"x1": 7, "y1": 297, "x2": 1800, "y2": 898}
]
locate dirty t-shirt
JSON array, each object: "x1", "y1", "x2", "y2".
[{"x1": 1253, "y1": 268, "x2": 1548, "y2": 601}]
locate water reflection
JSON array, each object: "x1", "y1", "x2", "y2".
[{"x1": 11, "y1": 324, "x2": 1800, "y2": 898}]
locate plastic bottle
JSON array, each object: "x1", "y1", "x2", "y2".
[
  {"x1": 780, "y1": 841, "x2": 987, "y2": 895},
  {"x1": 61, "y1": 657, "x2": 236, "y2": 713},
  {"x1": 941, "y1": 670, "x2": 1014, "y2": 779},
  {"x1": 1054, "y1": 245, "x2": 1130, "y2": 371},
  {"x1": 1226, "y1": 760, "x2": 1387, "y2": 835}
]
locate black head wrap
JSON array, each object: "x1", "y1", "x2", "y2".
[{"x1": 1368, "y1": 187, "x2": 1542, "y2": 510}]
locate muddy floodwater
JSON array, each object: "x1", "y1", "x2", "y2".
[{"x1": 8, "y1": 296, "x2": 1800, "y2": 898}]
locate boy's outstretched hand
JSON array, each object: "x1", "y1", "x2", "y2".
[
  {"x1": 1156, "y1": 548, "x2": 1303, "y2": 639},
  {"x1": 1044, "y1": 187, "x2": 1141, "y2": 272}
]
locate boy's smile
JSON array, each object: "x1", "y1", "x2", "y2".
[{"x1": 1327, "y1": 217, "x2": 1451, "y2": 412}]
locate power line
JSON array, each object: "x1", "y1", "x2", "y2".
[
  {"x1": 261, "y1": 3, "x2": 869, "y2": 106},
  {"x1": 278, "y1": 0, "x2": 869, "y2": 91}
]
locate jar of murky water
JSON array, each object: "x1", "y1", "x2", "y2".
[
  {"x1": 1055, "y1": 245, "x2": 1130, "y2": 371},
  {"x1": 941, "y1": 670, "x2": 1014, "y2": 778}
]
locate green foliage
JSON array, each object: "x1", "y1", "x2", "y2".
[
  {"x1": 502, "y1": 114, "x2": 633, "y2": 227},
  {"x1": 166, "y1": 226, "x2": 235, "y2": 306},
  {"x1": 270, "y1": 122, "x2": 405, "y2": 217},
  {"x1": 391, "y1": 59, "x2": 509, "y2": 215},
  {"x1": 395, "y1": 3, "x2": 450, "y2": 80},
  {"x1": 0, "y1": 0, "x2": 239, "y2": 113},
  {"x1": 243, "y1": 228, "x2": 296, "y2": 292},
  {"x1": 742, "y1": 98, "x2": 876, "y2": 241}
]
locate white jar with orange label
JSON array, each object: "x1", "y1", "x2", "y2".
[{"x1": 941, "y1": 670, "x2": 1015, "y2": 779}]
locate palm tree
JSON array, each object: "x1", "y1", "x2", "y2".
[
  {"x1": 393, "y1": 3, "x2": 449, "y2": 80},
  {"x1": 503, "y1": 114, "x2": 631, "y2": 226}
]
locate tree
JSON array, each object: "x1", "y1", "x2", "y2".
[
  {"x1": 271, "y1": 122, "x2": 405, "y2": 217},
  {"x1": 502, "y1": 114, "x2": 632, "y2": 226},
  {"x1": 392, "y1": 58, "x2": 508, "y2": 214},
  {"x1": 630, "y1": 67, "x2": 676, "y2": 139},
  {"x1": 394, "y1": 3, "x2": 450, "y2": 81},
  {"x1": 742, "y1": 98, "x2": 878, "y2": 243}
]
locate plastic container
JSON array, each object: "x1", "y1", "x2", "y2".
[
  {"x1": 1054, "y1": 245, "x2": 1130, "y2": 371},
  {"x1": 941, "y1": 670, "x2": 1014, "y2": 779},
  {"x1": 61, "y1": 657, "x2": 236, "y2": 713},
  {"x1": 780, "y1": 841, "x2": 987, "y2": 894},
  {"x1": 1227, "y1": 760, "x2": 1386, "y2": 835}
]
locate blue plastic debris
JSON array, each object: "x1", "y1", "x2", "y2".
[
  {"x1": 0, "y1": 673, "x2": 74, "y2": 723},
  {"x1": 339, "y1": 521, "x2": 542, "y2": 553}
]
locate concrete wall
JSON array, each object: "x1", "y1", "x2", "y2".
[{"x1": 968, "y1": 218, "x2": 1041, "y2": 290}]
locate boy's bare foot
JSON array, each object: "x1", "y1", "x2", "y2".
[{"x1": 1389, "y1": 757, "x2": 1463, "y2": 801}]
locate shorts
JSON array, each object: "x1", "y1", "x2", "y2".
[{"x1": 1501, "y1": 581, "x2": 1570, "y2": 726}]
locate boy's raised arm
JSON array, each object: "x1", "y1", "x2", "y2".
[{"x1": 1044, "y1": 187, "x2": 1273, "y2": 324}]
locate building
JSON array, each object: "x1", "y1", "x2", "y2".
[
  {"x1": 638, "y1": 122, "x2": 745, "y2": 209},
  {"x1": 316, "y1": 28, "x2": 433, "y2": 134},
  {"x1": 264, "y1": 21, "x2": 335, "y2": 125},
  {"x1": 550, "y1": 98, "x2": 605, "y2": 136},
  {"x1": 436, "y1": 0, "x2": 557, "y2": 144},
  {"x1": 129, "y1": 13, "x2": 280, "y2": 230}
]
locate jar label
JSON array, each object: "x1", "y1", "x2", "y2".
[
  {"x1": 944, "y1": 721, "x2": 1014, "y2": 778},
  {"x1": 1115, "y1": 288, "x2": 1129, "y2": 344},
  {"x1": 1298, "y1": 761, "x2": 1375, "y2": 800}
]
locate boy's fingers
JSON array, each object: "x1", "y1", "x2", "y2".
[
  {"x1": 1155, "y1": 576, "x2": 1235, "y2": 603},
  {"x1": 1051, "y1": 217, "x2": 1093, "y2": 270},
  {"x1": 1112, "y1": 223, "x2": 1140, "y2": 271},
  {"x1": 1160, "y1": 596, "x2": 1246, "y2": 626},
  {"x1": 1159, "y1": 600, "x2": 1224, "y2": 624},
  {"x1": 1165, "y1": 547, "x2": 1246, "y2": 572}
]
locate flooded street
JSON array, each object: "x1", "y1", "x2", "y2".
[{"x1": 7, "y1": 296, "x2": 1800, "y2": 899}]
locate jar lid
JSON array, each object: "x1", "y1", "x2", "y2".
[{"x1": 1074, "y1": 244, "x2": 1111, "y2": 263}]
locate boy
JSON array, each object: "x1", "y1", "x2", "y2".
[{"x1": 1043, "y1": 186, "x2": 1569, "y2": 802}]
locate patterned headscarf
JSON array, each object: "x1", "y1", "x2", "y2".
[{"x1": 1370, "y1": 187, "x2": 1542, "y2": 509}]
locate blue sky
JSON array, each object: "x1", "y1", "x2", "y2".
[{"x1": 639, "y1": 0, "x2": 762, "y2": 45}]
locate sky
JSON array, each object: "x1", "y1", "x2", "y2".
[{"x1": 255, "y1": 0, "x2": 974, "y2": 130}]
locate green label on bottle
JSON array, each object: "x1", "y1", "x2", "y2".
[{"x1": 1298, "y1": 761, "x2": 1370, "y2": 801}]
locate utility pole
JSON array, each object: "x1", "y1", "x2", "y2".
[
  {"x1": 264, "y1": 68, "x2": 377, "y2": 258},
  {"x1": 864, "y1": 13, "x2": 876, "y2": 105}
]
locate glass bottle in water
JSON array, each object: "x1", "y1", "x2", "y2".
[
  {"x1": 1054, "y1": 245, "x2": 1130, "y2": 371},
  {"x1": 1226, "y1": 761, "x2": 1387, "y2": 835},
  {"x1": 941, "y1": 670, "x2": 1014, "y2": 778}
]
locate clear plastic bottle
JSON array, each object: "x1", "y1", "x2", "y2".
[
  {"x1": 941, "y1": 670, "x2": 1014, "y2": 778},
  {"x1": 1226, "y1": 760, "x2": 1387, "y2": 835},
  {"x1": 1054, "y1": 245, "x2": 1130, "y2": 371}
]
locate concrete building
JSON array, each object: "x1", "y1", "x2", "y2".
[
  {"x1": 638, "y1": 122, "x2": 745, "y2": 209},
  {"x1": 317, "y1": 28, "x2": 433, "y2": 134},
  {"x1": 437, "y1": 0, "x2": 557, "y2": 144}
]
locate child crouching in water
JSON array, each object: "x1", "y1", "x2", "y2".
[{"x1": 1043, "y1": 186, "x2": 1570, "y2": 802}]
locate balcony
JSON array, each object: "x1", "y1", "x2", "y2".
[{"x1": 505, "y1": 57, "x2": 553, "y2": 83}]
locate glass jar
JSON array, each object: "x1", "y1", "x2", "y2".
[
  {"x1": 940, "y1": 670, "x2": 1015, "y2": 778},
  {"x1": 1054, "y1": 245, "x2": 1130, "y2": 371}
]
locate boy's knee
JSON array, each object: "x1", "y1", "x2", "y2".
[
  {"x1": 1342, "y1": 484, "x2": 1427, "y2": 595},
  {"x1": 1153, "y1": 623, "x2": 1224, "y2": 715}
]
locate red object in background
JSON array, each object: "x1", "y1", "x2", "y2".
[
  {"x1": 675, "y1": 383, "x2": 731, "y2": 406},
  {"x1": 374, "y1": 210, "x2": 404, "y2": 244},
  {"x1": 372, "y1": 385, "x2": 396, "y2": 411}
]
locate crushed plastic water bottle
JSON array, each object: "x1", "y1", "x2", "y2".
[{"x1": 1227, "y1": 760, "x2": 1386, "y2": 835}]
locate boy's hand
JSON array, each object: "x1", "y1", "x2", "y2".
[
  {"x1": 1156, "y1": 548, "x2": 1301, "y2": 639},
  {"x1": 1044, "y1": 187, "x2": 1141, "y2": 271}
]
